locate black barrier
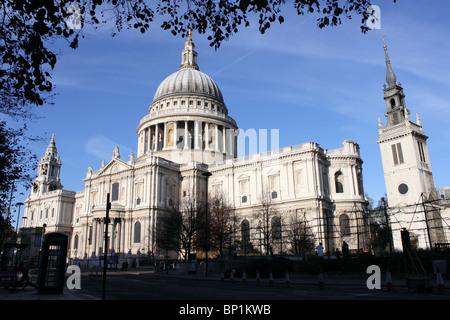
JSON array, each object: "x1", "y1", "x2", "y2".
[{"x1": 37, "y1": 232, "x2": 68, "y2": 294}]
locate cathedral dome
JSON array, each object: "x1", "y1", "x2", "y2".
[
  {"x1": 153, "y1": 68, "x2": 224, "y2": 104},
  {"x1": 137, "y1": 30, "x2": 238, "y2": 163}
]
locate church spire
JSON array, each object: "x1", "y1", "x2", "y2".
[
  {"x1": 383, "y1": 35, "x2": 397, "y2": 89},
  {"x1": 45, "y1": 133, "x2": 57, "y2": 158},
  {"x1": 180, "y1": 28, "x2": 199, "y2": 70}
]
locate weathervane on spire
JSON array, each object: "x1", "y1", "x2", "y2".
[
  {"x1": 382, "y1": 34, "x2": 397, "y2": 89},
  {"x1": 180, "y1": 26, "x2": 199, "y2": 70},
  {"x1": 187, "y1": 27, "x2": 192, "y2": 41}
]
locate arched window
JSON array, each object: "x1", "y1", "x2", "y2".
[
  {"x1": 335, "y1": 171, "x2": 344, "y2": 193},
  {"x1": 390, "y1": 98, "x2": 396, "y2": 108},
  {"x1": 271, "y1": 216, "x2": 282, "y2": 241},
  {"x1": 339, "y1": 214, "x2": 350, "y2": 236},
  {"x1": 134, "y1": 221, "x2": 141, "y2": 243},
  {"x1": 241, "y1": 220, "x2": 250, "y2": 242}
]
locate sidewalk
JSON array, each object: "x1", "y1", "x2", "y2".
[
  {"x1": 0, "y1": 286, "x2": 88, "y2": 300},
  {"x1": 0, "y1": 267, "x2": 156, "y2": 300}
]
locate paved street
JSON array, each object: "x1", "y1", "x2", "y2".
[
  {"x1": 68, "y1": 269, "x2": 449, "y2": 301},
  {"x1": 1, "y1": 268, "x2": 448, "y2": 318},
  {"x1": 2, "y1": 268, "x2": 449, "y2": 303}
]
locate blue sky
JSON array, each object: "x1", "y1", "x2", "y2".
[{"x1": 13, "y1": 1, "x2": 450, "y2": 223}]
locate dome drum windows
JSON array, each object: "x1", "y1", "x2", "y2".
[{"x1": 138, "y1": 119, "x2": 236, "y2": 157}]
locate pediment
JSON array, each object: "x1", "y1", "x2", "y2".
[
  {"x1": 211, "y1": 178, "x2": 223, "y2": 185},
  {"x1": 237, "y1": 174, "x2": 250, "y2": 180},
  {"x1": 97, "y1": 158, "x2": 131, "y2": 177},
  {"x1": 266, "y1": 168, "x2": 280, "y2": 176}
]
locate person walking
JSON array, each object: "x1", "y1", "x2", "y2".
[
  {"x1": 335, "y1": 248, "x2": 341, "y2": 259},
  {"x1": 316, "y1": 242, "x2": 324, "y2": 257},
  {"x1": 342, "y1": 241, "x2": 349, "y2": 259}
]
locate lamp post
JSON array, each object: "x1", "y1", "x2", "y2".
[
  {"x1": 102, "y1": 193, "x2": 111, "y2": 300},
  {"x1": 15, "y1": 202, "x2": 24, "y2": 242},
  {"x1": 12, "y1": 202, "x2": 24, "y2": 266},
  {"x1": 202, "y1": 172, "x2": 212, "y2": 277},
  {"x1": 381, "y1": 197, "x2": 393, "y2": 255}
]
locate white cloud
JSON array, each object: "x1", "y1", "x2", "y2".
[{"x1": 84, "y1": 134, "x2": 132, "y2": 161}]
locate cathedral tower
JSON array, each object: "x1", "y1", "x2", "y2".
[
  {"x1": 377, "y1": 36, "x2": 435, "y2": 209},
  {"x1": 31, "y1": 134, "x2": 63, "y2": 196}
]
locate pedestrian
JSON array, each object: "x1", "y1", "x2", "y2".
[
  {"x1": 342, "y1": 241, "x2": 349, "y2": 258},
  {"x1": 335, "y1": 248, "x2": 341, "y2": 259},
  {"x1": 316, "y1": 242, "x2": 324, "y2": 257}
]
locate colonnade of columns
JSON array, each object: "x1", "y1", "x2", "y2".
[
  {"x1": 138, "y1": 120, "x2": 237, "y2": 157},
  {"x1": 88, "y1": 217, "x2": 124, "y2": 257}
]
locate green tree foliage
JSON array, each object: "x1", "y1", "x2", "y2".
[
  {"x1": 0, "y1": 122, "x2": 36, "y2": 248},
  {"x1": 1, "y1": 0, "x2": 395, "y2": 119}
]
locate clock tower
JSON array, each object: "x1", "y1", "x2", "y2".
[{"x1": 377, "y1": 36, "x2": 435, "y2": 209}]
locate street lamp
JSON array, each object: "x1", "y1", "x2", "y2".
[
  {"x1": 201, "y1": 171, "x2": 212, "y2": 277},
  {"x1": 12, "y1": 202, "x2": 24, "y2": 266}
]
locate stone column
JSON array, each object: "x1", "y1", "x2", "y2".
[
  {"x1": 163, "y1": 122, "x2": 167, "y2": 150},
  {"x1": 92, "y1": 219, "x2": 97, "y2": 257},
  {"x1": 147, "y1": 127, "x2": 152, "y2": 153},
  {"x1": 155, "y1": 124, "x2": 160, "y2": 151},
  {"x1": 184, "y1": 121, "x2": 189, "y2": 149},
  {"x1": 215, "y1": 124, "x2": 219, "y2": 151},
  {"x1": 222, "y1": 126, "x2": 226, "y2": 154},
  {"x1": 194, "y1": 121, "x2": 200, "y2": 150},
  {"x1": 205, "y1": 122, "x2": 210, "y2": 150}
]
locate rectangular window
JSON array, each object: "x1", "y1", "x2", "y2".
[
  {"x1": 391, "y1": 143, "x2": 404, "y2": 165},
  {"x1": 111, "y1": 183, "x2": 119, "y2": 201},
  {"x1": 417, "y1": 141, "x2": 426, "y2": 162},
  {"x1": 88, "y1": 226, "x2": 92, "y2": 245},
  {"x1": 391, "y1": 144, "x2": 398, "y2": 165},
  {"x1": 396, "y1": 143, "x2": 404, "y2": 164}
]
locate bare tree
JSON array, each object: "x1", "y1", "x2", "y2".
[
  {"x1": 252, "y1": 186, "x2": 280, "y2": 255},
  {"x1": 208, "y1": 192, "x2": 237, "y2": 255},
  {"x1": 285, "y1": 211, "x2": 315, "y2": 256},
  {"x1": 157, "y1": 191, "x2": 204, "y2": 261}
]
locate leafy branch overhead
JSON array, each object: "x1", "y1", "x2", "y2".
[{"x1": 1, "y1": 0, "x2": 395, "y2": 117}]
